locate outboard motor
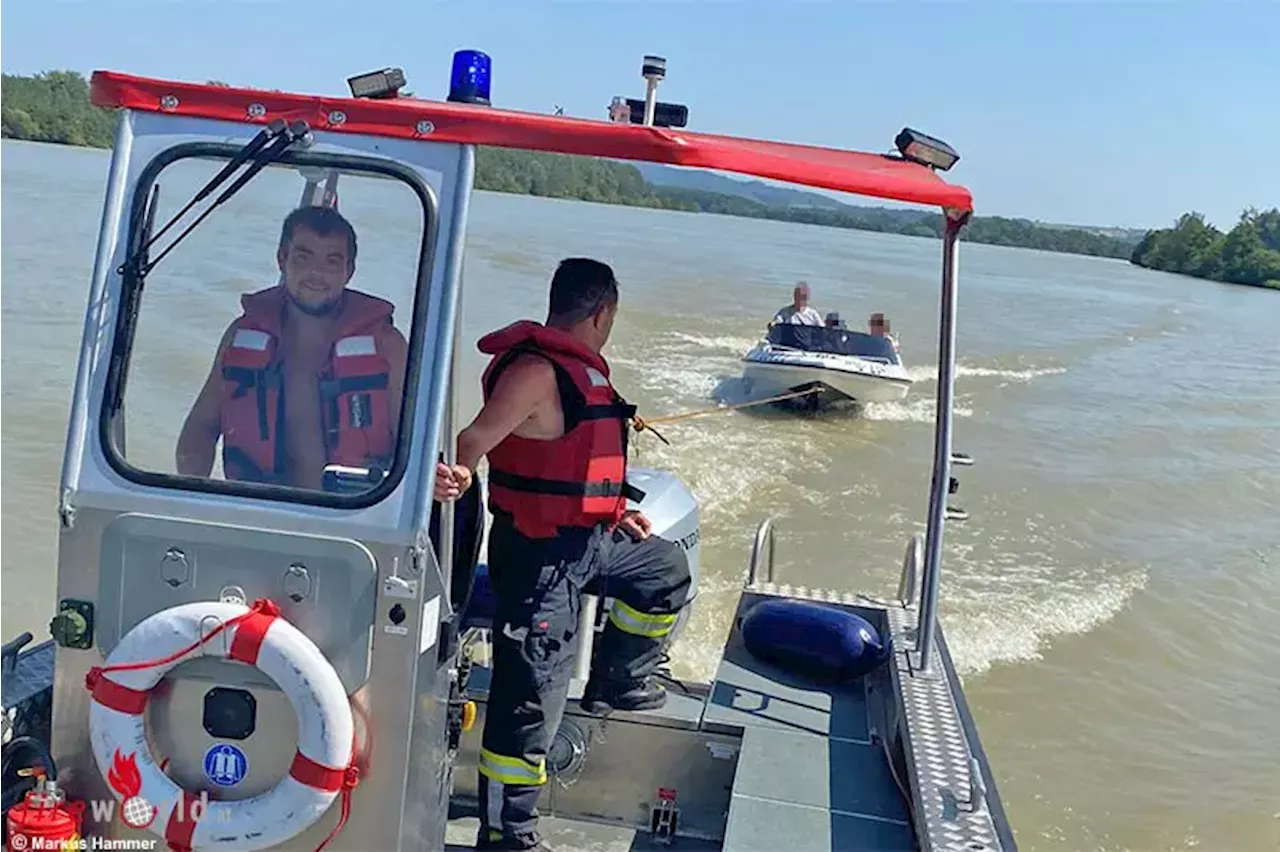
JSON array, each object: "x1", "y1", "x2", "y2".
[{"x1": 463, "y1": 466, "x2": 701, "y2": 643}]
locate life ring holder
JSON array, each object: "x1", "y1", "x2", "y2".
[{"x1": 84, "y1": 598, "x2": 359, "y2": 852}]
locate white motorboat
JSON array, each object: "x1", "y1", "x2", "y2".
[{"x1": 742, "y1": 322, "x2": 913, "y2": 408}]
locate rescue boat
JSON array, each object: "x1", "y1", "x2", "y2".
[{"x1": 1, "y1": 53, "x2": 1014, "y2": 851}]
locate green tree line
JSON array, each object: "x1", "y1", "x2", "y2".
[
  {"x1": 2, "y1": 70, "x2": 116, "y2": 147},
  {"x1": 4, "y1": 69, "x2": 1258, "y2": 272},
  {"x1": 1129, "y1": 209, "x2": 1280, "y2": 289}
]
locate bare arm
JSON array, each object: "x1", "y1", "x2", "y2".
[
  {"x1": 456, "y1": 357, "x2": 556, "y2": 471},
  {"x1": 175, "y1": 324, "x2": 235, "y2": 476}
]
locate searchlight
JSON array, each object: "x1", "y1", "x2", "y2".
[
  {"x1": 894, "y1": 128, "x2": 960, "y2": 171},
  {"x1": 347, "y1": 67, "x2": 406, "y2": 100}
]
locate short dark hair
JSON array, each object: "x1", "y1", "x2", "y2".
[
  {"x1": 547, "y1": 258, "x2": 618, "y2": 326},
  {"x1": 279, "y1": 206, "x2": 358, "y2": 267}
]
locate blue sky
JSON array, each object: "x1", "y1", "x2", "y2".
[{"x1": 3, "y1": 0, "x2": 1277, "y2": 229}]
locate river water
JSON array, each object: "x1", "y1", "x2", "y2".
[{"x1": 2, "y1": 139, "x2": 1277, "y2": 851}]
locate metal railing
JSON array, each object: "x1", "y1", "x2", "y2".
[
  {"x1": 897, "y1": 534, "x2": 923, "y2": 609},
  {"x1": 746, "y1": 516, "x2": 777, "y2": 585},
  {"x1": 571, "y1": 594, "x2": 600, "y2": 682},
  {"x1": 748, "y1": 519, "x2": 925, "y2": 616},
  {"x1": 917, "y1": 221, "x2": 967, "y2": 675}
]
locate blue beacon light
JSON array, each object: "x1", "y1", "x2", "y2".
[{"x1": 448, "y1": 50, "x2": 491, "y2": 105}]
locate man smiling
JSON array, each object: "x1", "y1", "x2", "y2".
[{"x1": 176, "y1": 205, "x2": 408, "y2": 489}]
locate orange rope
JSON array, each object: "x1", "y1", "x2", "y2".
[{"x1": 631, "y1": 385, "x2": 822, "y2": 442}]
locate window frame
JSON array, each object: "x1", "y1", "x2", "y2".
[{"x1": 99, "y1": 141, "x2": 441, "y2": 510}]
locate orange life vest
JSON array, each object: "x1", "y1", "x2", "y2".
[
  {"x1": 219, "y1": 285, "x2": 397, "y2": 484},
  {"x1": 479, "y1": 321, "x2": 644, "y2": 539}
]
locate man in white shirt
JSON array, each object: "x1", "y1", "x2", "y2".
[{"x1": 769, "y1": 282, "x2": 824, "y2": 327}]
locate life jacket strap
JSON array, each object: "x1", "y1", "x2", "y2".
[
  {"x1": 318, "y1": 373, "x2": 389, "y2": 399},
  {"x1": 582, "y1": 400, "x2": 638, "y2": 421},
  {"x1": 488, "y1": 470, "x2": 646, "y2": 503},
  {"x1": 222, "y1": 364, "x2": 280, "y2": 441}
]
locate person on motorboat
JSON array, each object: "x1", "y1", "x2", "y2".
[
  {"x1": 433, "y1": 258, "x2": 692, "y2": 852},
  {"x1": 869, "y1": 311, "x2": 900, "y2": 353},
  {"x1": 768, "y1": 280, "x2": 824, "y2": 327},
  {"x1": 825, "y1": 311, "x2": 848, "y2": 329},
  {"x1": 175, "y1": 205, "x2": 408, "y2": 489}
]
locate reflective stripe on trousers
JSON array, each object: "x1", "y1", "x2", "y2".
[
  {"x1": 478, "y1": 747, "x2": 547, "y2": 786},
  {"x1": 607, "y1": 598, "x2": 677, "y2": 638}
]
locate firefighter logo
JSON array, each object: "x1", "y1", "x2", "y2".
[{"x1": 107, "y1": 749, "x2": 158, "y2": 829}]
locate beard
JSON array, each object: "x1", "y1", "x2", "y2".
[{"x1": 285, "y1": 285, "x2": 343, "y2": 317}]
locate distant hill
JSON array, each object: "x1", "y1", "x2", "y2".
[
  {"x1": 1038, "y1": 222, "x2": 1149, "y2": 243},
  {"x1": 632, "y1": 162, "x2": 852, "y2": 211},
  {"x1": 632, "y1": 162, "x2": 1145, "y2": 246}
]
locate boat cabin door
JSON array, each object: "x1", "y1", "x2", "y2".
[{"x1": 50, "y1": 106, "x2": 479, "y2": 851}]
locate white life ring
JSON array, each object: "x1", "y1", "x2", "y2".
[{"x1": 85, "y1": 599, "x2": 356, "y2": 851}]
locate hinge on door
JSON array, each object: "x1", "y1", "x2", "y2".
[{"x1": 58, "y1": 489, "x2": 77, "y2": 530}]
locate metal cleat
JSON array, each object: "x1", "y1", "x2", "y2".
[{"x1": 649, "y1": 787, "x2": 679, "y2": 845}]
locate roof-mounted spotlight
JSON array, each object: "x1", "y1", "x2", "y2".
[
  {"x1": 448, "y1": 49, "x2": 492, "y2": 105},
  {"x1": 347, "y1": 67, "x2": 407, "y2": 100},
  {"x1": 894, "y1": 128, "x2": 960, "y2": 171}
]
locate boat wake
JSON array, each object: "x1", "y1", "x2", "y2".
[
  {"x1": 611, "y1": 322, "x2": 1125, "y2": 683},
  {"x1": 940, "y1": 536, "x2": 1148, "y2": 679}
]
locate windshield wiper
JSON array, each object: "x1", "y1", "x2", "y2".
[{"x1": 119, "y1": 119, "x2": 313, "y2": 281}]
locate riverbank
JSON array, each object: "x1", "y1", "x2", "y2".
[{"x1": 1130, "y1": 210, "x2": 1280, "y2": 291}]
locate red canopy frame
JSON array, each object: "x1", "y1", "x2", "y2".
[{"x1": 91, "y1": 71, "x2": 973, "y2": 214}]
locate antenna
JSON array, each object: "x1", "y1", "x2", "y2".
[
  {"x1": 640, "y1": 55, "x2": 666, "y2": 127},
  {"x1": 607, "y1": 56, "x2": 689, "y2": 128}
]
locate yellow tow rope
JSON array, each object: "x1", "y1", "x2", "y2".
[{"x1": 631, "y1": 385, "x2": 823, "y2": 445}]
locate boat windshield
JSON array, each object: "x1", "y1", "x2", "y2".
[
  {"x1": 101, "y1": 149, "x2": 435, "y2": 505},
  {"x1": 766, "y1": 324, "x2": 899, "y2": 362}
]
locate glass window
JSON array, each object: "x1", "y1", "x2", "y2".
[
  {"x1": 104, "y1": 148, "x2": 432, "y2": 504},
  {"x1": 766, "y1": 324, "x2": 898, "y2": 362}
]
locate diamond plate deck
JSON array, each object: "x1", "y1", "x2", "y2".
[{"x1": 746, "y1": 583, "x2": 1011, "y2": 852}]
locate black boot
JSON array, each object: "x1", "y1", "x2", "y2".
[
  {"x1": 475, "y1": 829, "x2": 553, "y2": 851},
  {"x1": 579, "y1": 621, "x2": 673, "y2": 715},
  {"x1": 580, "y1": 677, "x2": 667, "y2": 715}
]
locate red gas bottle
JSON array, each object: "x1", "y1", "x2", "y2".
[{"x1": 6, "y1": 769, "x2": 85, "y2": 851}]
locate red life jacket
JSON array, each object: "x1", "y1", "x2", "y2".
[
  {"x1": 219, "y1": 286, "x2": 398, "y2": 484},
  {"x1": 479, "y1": 321, "x2": 644, "y2": 539}
]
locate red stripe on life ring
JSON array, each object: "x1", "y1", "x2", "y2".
[
  {"x1": 289, "y1": 751, "x2": 351, "y2": 792},
  {"x1": 228, "y1": 600, "x2": 281, "y2": 665},
  {"x1": 164, "y1": 790, "x2": 202, "y2": 852},
  {"x1": 86, "y1": 669, "x2": 149, "y2": 714},
  {"x1": 292, "y1": 744, "x2": 360, "y2": 852}
]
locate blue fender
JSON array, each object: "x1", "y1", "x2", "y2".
[{"x1": 740, "y1": 598, "x2": 891, "y2": 681}]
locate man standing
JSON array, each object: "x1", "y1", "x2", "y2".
[
  {"x1": 769, "y1": 280, "x2": 824, "y2": 326},
  {"x1": 434, "y1": 258, "x2": 691, "y2": 852},
  {"x1": 176, "y1": 205, "x2": 407, "y2": 489}
]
